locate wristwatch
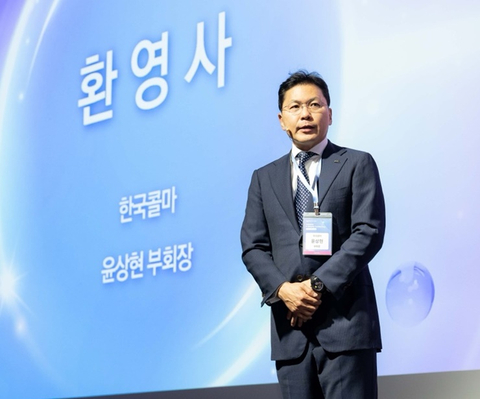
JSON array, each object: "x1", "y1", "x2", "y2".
[{"x1": 310, "y1": 275, "x2": 326, "y2": 293}]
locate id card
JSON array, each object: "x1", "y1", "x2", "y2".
[{"x1": 302, "y1": 212, "x2": 333, "y2": 256}]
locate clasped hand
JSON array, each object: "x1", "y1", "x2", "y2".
[{"x1": 278, "y1": 280, "x2": 322, "y2": 328}]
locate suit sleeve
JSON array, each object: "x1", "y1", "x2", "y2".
[
  {"x1": 240, "y1": 169, "x2": 288, "y2": 306},
  {"x1": 314, "y1": 152, "x2": 386, "y2": 300}
]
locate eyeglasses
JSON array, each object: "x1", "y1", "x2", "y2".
[{"x1": 282, "y1": 102, "x2": 327, "y2": 115}]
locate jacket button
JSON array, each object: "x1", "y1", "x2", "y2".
[{"x1": 296, "y1": 274, "x2": 304, "y2": 282}]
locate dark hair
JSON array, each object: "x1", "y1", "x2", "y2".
[{"x1": 278, "y1": 70, "x2": 330, "y2": 110}]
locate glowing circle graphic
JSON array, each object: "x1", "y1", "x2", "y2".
[{"x1": 386, "y1": 261, "x2": 435, "y2": 327}]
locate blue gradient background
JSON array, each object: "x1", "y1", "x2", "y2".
[{"x1": 1, "y1": 1, "x2": 480, "y2": 398}]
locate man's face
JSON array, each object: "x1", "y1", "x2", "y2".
[{"x1": 278, "y1": 83, "x2": 332, "y2": 151}]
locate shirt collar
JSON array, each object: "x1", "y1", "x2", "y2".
[{"x1": 291, "y1": 137, "x2": 329, "y2": 159}]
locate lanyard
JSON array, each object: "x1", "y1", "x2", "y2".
[{"x1": 291, "y1": 152, "x2": 322, "y2": 214}]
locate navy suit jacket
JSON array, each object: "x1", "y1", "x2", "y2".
[{"x1": 241, "y1": 140, "x2": 385, "y2": 361}]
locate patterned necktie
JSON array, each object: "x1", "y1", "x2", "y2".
[{"x1": 295, "y1": 151, "x2": 316, "y2": 229}]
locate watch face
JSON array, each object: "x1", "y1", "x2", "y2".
[
  {"x1": 311, "y1": 276, "x2": 323, "y2": 292},
  {"x1": 317, "y1": 281, "x2": 324, "y2": 292}
]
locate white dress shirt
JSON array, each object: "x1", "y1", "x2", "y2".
[{"x1": 291, "y1": 137, "x2": 329, "y2": 198}]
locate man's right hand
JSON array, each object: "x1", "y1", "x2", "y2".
[{"x1": 277, "y1": 281, "x2": 322, "y2": 327}]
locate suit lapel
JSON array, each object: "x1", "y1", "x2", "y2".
[
  {"x1": 317, "y1": 141, "x2": 347, "y2": 206},
  {"x1": 267, "y1": 141, "x2": 347, "y2": 233},
  {"x1": 269, "y1": 153, "x2": 300, "y2": 233}
]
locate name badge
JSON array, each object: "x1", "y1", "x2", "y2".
[{"x1": 302, "y1": 212, "x2": 333, "y2": 256}]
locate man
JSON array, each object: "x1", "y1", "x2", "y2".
[{"x1": 240, "y1": 71, "x2": 385, "y2": 398}]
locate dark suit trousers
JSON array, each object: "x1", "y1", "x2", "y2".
[{"x1": 276, "y1": 336, "x2": 378, "y2": 399}]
